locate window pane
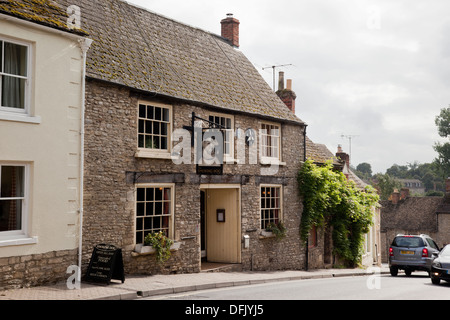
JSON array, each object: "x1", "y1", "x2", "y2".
[
  {"x1": 146, "y1": 202, "x2": 153, "y2": 216},
  {"x1": 4, "y1": 42, "x2": 27, "y2": 76},
  {"x1": 136, "y1": 203, "x2": 145, "y2": 216},
  {"x1": 0, "y1": 41, "x2": 2, "y2": 72},
  {"x1": 160, "y1": 137, "x2": 167, "y2": 150},
  {"x1": 146, "y1": 105, "x2": 154, "y2": 119},
  {"x1": 145, "y1": 120, "x2": 152, "y2": 134},
  {"x1": 163, "y1": 108, "x2": 169, "y2": 122},
  {"x1": 155, "y1": 201, "x2": 162, "y2": 215},
  {"x1": 136, "y1": 231, "x2": 143, "y2": 244},
  {"x1": 138, "y1": 135, "x2": 144, "y2": 148},
  {"x1": 0, "y1": 199, "x2": 22, "y2": 232},
  {"x1": 145, "y1": 136, "x2": 153, "y2": 148},
  {"x1": 136, "y1": 217, "x2": 143, "y2": 230},
  {"x1": 139, "y1": 104, "x2": 146, "y2": 118},
  {"x1": 155, "y1": 187, "x2": 163, "y2": 201},
  {"x1": 1, "y1": 166, "x2": 24, "y2": 198},
  {"x1": 2, "y1": 75, "x2": 26, "y2": 109},
  {"x1": 146, "y1": 188, "x2": 154, "y2": 201},
  {"x1": 138, "y1": 119, "x2": 144, "y2": 134},
  {"x1": 154, "y1": 107, "x2": 161, "y2": 121},
  {"x1": 153, "y1": 121, "x2": 160, "y2": 134},
  {"x1": 161, "y1": 122, "x2": 168, "y2": 136}
]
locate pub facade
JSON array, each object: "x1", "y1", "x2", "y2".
[{"x1": 75, "y1": 0, "x2": 308, "y2": 275}]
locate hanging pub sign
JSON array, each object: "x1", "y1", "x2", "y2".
[
  {"x1": 84, "y1": 243, "x2": 125, "y2": 284},
  {"x1": 183, "y1": 112, "x2": 225, "y2": 175}
]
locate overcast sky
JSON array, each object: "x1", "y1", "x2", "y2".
[{"x1": 127, "y1": 0, "x2": 450, "y2": 174}]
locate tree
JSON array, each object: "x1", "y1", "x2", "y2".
[
  {"x1": 435, "y1": 107, "x2": 450, "y2": 138},
  {"x1": 433, "y1": 107, "x2": 450, "y2": 178},
  {"x1": 356, "y1": 163, "x2": 372, "y2": 179},
  {"x1": 373, "y1": 173, "x2": 402, "y2": 200}
]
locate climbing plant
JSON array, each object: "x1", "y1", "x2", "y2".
[{"x1": 297, "y1": 160, "x2": 380, "y2": 267}]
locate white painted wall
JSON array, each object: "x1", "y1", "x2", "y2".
[{"x1": 0, "y1": 18, "x2": 84, "y2": 257}]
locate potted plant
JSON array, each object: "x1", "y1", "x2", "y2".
[
  {"x1": 264, "y1": 221, "x2": 287, "y2": 240},
  {"x1": 144, "y1": 231, "x2": 173, "y2": 263},
  {"x1": 134, "y1": 232, "x2": 181, "y2": 262}
]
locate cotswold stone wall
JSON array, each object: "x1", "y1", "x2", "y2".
[
  {"x1": 83, "y1": 79, "x2": 306, "y2": 275},
  {"x1": 0, "y1": 249, "x2": 77, "y2": 290}
]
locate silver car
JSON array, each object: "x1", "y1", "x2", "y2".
[
  {"x1": 430, "y1": 244, "x2": 450, "y2": 285},
  {"x1": 389, "y1": 234, "x2": 440, "y2": 276}
]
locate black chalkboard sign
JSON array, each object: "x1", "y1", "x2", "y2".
[{"x1": 84, "y1": 244, "x2": 125, "y2": 284}]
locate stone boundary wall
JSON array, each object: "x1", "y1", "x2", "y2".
[{"x1": 0, "y1": 249, "x2": 77, "y2": 290}]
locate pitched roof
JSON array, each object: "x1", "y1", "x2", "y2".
[
  {"x1": 380, "y1": 197, "x2": 442, "y2": 233},
  {"x1": 50, "y1": 0, "x2": 303, "y2": 124},
  {"x1": 0, "y1": 0, "x2": 87, "y2": 36},
  {"x1": 305, "y1": 136, "x2": 342, "y2": 167}
]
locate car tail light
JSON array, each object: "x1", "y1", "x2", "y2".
[
  {"x1": 389, "y1": 247, "x2": 394, "y2": 256},
  {"x1": 422, "y1": 248, "x2": 428, "y2": 257}
]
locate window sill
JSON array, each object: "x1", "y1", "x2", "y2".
[
  {"x1": 135, "y1": 149, "x2": 172, "y2": 159},
  {"x1": 259, "y1": 230, "x2": 276, "y2": 239},
  {"x1": 0, "y1": 111, "x2": 41, "y2": 124},
  {"x1": 260, "y1": 157, "x2": 286, "y2": 166},
  {"x1": 0, "y1": 236, "x2": 38, "y2": 247},
  {"x1": 131, "y1": 241, "x2": 181, "y2": 256}
]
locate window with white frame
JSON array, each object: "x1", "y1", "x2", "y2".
[
  {"x1": 0, "y1": 165, "x2": 26, "y2": 234},
  {"x1": 0, "y1": 39, "x2": 30, "y2": 113},
  {"x1": 137, "y1": 102, "x2": 171, "y2": 152},
  {"x1": 208, "y1": 113, "x2": 234, "y2": 159},
  {"x1": 260, "y1": 185, "x2": 282, "y2": 230},
  {"x1": 260, "y1": 122, "x2": 281, "y2": 160},
  {"x1": 135, "y1": 184, "x2": 174, "y2": 244}
]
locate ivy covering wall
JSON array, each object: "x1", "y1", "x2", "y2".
[{"x1": 297, "y1": 160, "x2": 380, "y2": 267}]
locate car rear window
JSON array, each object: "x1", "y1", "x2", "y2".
[{"x1": 392, "y1": 237, "x2": 424, "y2": 247}]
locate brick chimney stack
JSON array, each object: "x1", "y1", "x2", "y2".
[
  {"x1": 391, "y1": 189, "x2": 400, "y2": 205},
  {"x1": 336, "y1": 145, "x2": 350, "y2": 168},
  {"x1": 221, "y1": 13, "x2": 240, "y2": 48},
  {"x1": 276, "y1": 71, "x2": 297, "y2": 113}
]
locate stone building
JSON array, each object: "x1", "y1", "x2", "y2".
[
  {"x1": 55, "y1": 0, "x2": 309, "y2": 276},
  {"x1": 380, "y1": 178, "x2": 450, "y2": 263},
  {"x1": 0, "y1": 1, "x2": 91, "y2": 289}
]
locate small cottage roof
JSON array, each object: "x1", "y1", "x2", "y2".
[
  {"x1": 305, "y1": 136, "x2": 342, "y2": 168},
  {"x1": 0, "y1": 0, "x2": 88, "y2": 36}
]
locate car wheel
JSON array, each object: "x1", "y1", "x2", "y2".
[
  {"x1": 390, "y1": 266, "x2": 398, "y2": 276},
  {"x1": 431, "y1": 277, "x2": 441, "y2": 285},
  {"x1": 405, "y1": 269, "x2": 412, "y2": 276}
]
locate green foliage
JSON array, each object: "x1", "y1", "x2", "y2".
[
  {"x1": 266, "y1": 221, "x2": 287, "y2": 241},
  {"x1": 433, "y1": 107, "x2": 450, "y2": 178},
  {"x1": 144, "y1": 231, "x2": 173, "y2": 264},
  {"x1": 372, "y1": 173, "x2": 402, "y2": 200},
  {"x1": 435, "y1": 106, "x2": 450, "y2": 138},
  {"x1": 297, "y1": 160, "x2": 380, "y2": 267}
]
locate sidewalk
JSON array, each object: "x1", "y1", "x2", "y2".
[{"x1": 0, "y1": 265, "x2": 389, "y2": 300}]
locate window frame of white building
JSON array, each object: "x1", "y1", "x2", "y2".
[
  {"x1": 260, "y1": 184, "x2": 283, "y2": 230},
  {"x1": 135, "y1": 101, "x2": 172, "y2": 159},
  {"x1": 135, "y1": 183, "x2": 175, "y2": 244},
  {"x1": 260, "y1": 121, "x2": 281, "y2": 162},
  {"x1": 208, "y1": 112, "x2": 234, "y2": 162},
  {"x1": 0, "y1": 163, "x2": 31, "y2": 243},
  {"x1": 0, "y1": 37, "x2": 32, "y2": 116}
]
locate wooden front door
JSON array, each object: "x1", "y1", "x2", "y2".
[{"x1": 205, "y1": 188, "x2": 240, "y2": 263}]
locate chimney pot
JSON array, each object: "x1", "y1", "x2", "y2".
[
  {"x1": 391, "y1": 190, "x2": 400, "y2": 205},
  {"x1": 286, "y1": 79, "x2": 292, "y2": 90},
  {"x1": 221, "y1": 14, "x2": 240, "y2": 48},
  {"x1": 278, "y1": 71, "x2": 285, "y2": 91}
]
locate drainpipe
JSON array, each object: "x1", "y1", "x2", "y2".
[
  {"x1": 303, "y1": 124, "x2": 308, "y2": 270},
  {"x1": 78, "y1": 38, "x2": 93, "y2": 283}
]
